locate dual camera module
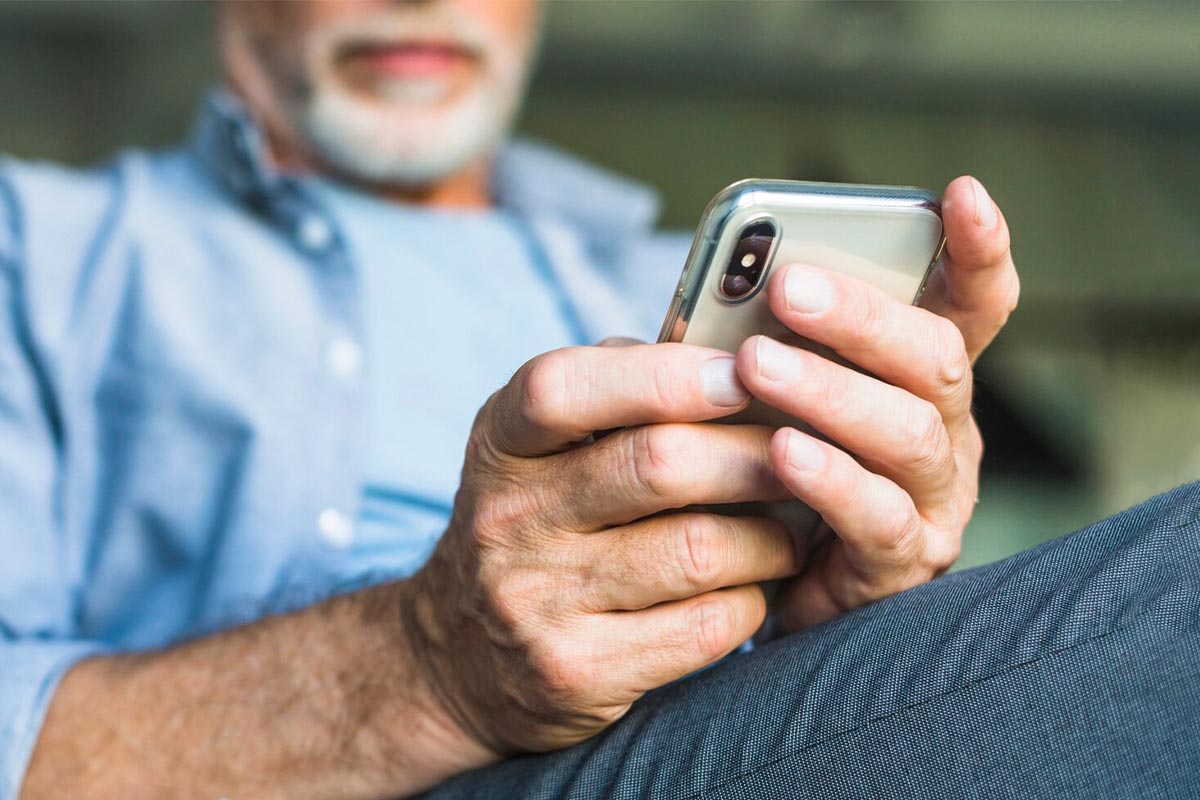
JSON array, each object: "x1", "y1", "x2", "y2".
[{"x1": 719, "y1": 219, "x2": 777, "y2": 301}]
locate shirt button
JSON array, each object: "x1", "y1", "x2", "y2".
[
  {"x1": 297, "y1": 214, "x2": 333, "y2": 253},
  {"x1": 326, "y1": 334, "x2": 362, "y2": 379},
  {"x1": 317, "y1": 508, "x2": 355, "y2": 549}
]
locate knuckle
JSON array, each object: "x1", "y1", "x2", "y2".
[
  {"x1": 530, "y1": 641, "x2": 589, "y2": 699},
  {"x1": 629, "y1": 425, "x2": 686, "y2": 500},
  {"x1": 875, "y1": 498, "x2": 925, "y2": 558},
  {"x1": 934, "y1": 318, "x2": 971, "y2": 392},
  {"x1": 813, "y1": 370, "x2": 852, "y2": 417},
  {"x1": 968, "y1": 416, "x2": 985, "y2": 460},
  {"x1": 674, "y1": 516, "x2": 726, "y2": 590},
  {"x1": 482, "y1": 569, "x2": 536, "y2": 631},
  {"x1": 818, "y1": 455, "x2": 856, "y2": 506},
  {"x1": 1003, "y1": 270, "x2": 1021, "y2": 316},
  {"x1": 904, "y1": 400, "x2": 950, "y2": 476},
  {"x1": 989, "y1": 270, "x2": 1022, "y2": 332},
  {"x1": 518, "y1": 349, "x2": 576, "y2": 432},
  {"x1": 649, "y1": 356, "x2": 680, "y2": 410},
  {"x1": 467, "y1": 393, "x2": 509, "y2": 466},
  {"x1": 855, "y1": 290, "x2": 890, "y2": 346},
  {"x1": 471, "y1": 488, "x2": 536, "y2": 548},
  {"x1": 846, "y1": 552, "x2": 922, "y2": 604},
  {"x1": 925, "y1": 533, "x2": 962, "y2": 574},
  {"x1": 692, "y1": 597, "x2": 736, "y2": 660}
]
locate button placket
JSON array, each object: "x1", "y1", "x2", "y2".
[
  {"x1": 272, "y1": 185, "x2": 366, "y2": 558},
  {"x1": 297, "y1": 214, "x2": 334, "y2": 254},
  {"x1": 326, "y1": 332, "x2": 363, "y2": 379}
]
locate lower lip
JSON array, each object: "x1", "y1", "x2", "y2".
[{"x1": 346, "y1": 46, "x2": 469, "y2": 78}]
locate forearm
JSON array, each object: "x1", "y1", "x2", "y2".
[{"x1": 20, "y1": 581, "x2": 493, "y2": 800}]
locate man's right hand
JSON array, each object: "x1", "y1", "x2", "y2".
[
  {"x1": 403, "y1": 343, "x2": 801, "y2": 760},
  {"x1": 21, "y1": 344, "x2": 798, "y2": 800}
]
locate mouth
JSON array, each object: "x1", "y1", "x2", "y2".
[{"x1": 337, "y1": 40, "x2": 479, "y2": 79}]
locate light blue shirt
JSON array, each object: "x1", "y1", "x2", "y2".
[
  {"x1": 0, "y1": 89, "x2": 690, "y2": 793},
  {"x1": 312, "y1": 181, "x2": 586, "y2": 577}
]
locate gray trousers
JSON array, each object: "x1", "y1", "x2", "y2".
[{"x1": 423, "y1": 482, "x2": 1200, "y2": 799}]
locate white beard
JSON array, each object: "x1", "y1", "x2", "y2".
[
  {"x1": 293, "y1": 11, "x2": 534, "y2": 187},
  {"x1": 299, "y1": 73, "x2": 518, "y2": 187}
]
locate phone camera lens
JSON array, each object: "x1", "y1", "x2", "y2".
[{"x1": 720, "y1": 220, "x2": 776, "y2": 300}]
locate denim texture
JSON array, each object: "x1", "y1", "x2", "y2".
[{"x1": 424, "y1": 482, "x2": 1200, "y2": 799}]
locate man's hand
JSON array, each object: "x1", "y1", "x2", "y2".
[
  {"x1": 735, "y1": 176, "x2": 1019, "y2": 630},
  {"x1": 27, "y1": 336, "x2": 800, "y2": 799},
  {"x1": 404, "y1": 343, "x2": 802, "y2": 760}
]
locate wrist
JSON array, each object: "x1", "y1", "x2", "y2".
[{"x1": 353, "y1": 575, "x2": 497, "y2": 791}]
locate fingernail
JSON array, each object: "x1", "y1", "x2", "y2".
[
  {"x1": 700, "y1": 357, "x2": 749, "y2": 406},
  {"x1": 784, "y1": 430, "x2": 825, "y2": 473},
  {"x1": 784, "y1": 266, "x2": 834, "y2": 315},
  {"x1": 754, "y1": 336, "x2": 800, "y2": 383},
  {"x1": 971, "y1": 178, "x2": 997, "y2": 229}
]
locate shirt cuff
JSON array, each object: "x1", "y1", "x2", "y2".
[{"x1": 1, "y1": 639, "x2": 108, "y2": 798}]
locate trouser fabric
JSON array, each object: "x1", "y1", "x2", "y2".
[{"x1": 423, "y1": 482, "x2": 1200, "y2": 799}]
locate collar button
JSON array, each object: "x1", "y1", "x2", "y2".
[{"x1": 296, "y1": 214, "x2": 334, "y2": 254}]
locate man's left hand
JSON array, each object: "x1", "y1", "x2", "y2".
[{"x1": 735, "y1": 175, "x2": 1020, "y2": 631}]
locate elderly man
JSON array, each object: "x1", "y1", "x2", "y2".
[{"x1": 3, "y1": 1, "x2": 1197, "y2": 798}]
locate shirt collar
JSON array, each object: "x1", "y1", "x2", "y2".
[
  {"x1": 188, "y1": 88, "x2": 662, "y2": 250},
  {"x1": 190, "y1": 88, "x2": 283, "y2": 205}
]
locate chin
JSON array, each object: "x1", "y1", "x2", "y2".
[{"x1": 297, "y1": 72, "x2": 521, "y2": 188}]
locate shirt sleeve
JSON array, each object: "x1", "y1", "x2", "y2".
[
  {"x1": 0, "y1": 641, "x2": 108, "y2": 796},
  {"x1": 0, "y1": 173, "x2": 108, "y2": 798}
]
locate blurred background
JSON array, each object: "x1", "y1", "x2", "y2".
[{"x1": 2, "y1": 1, "x2": 1197, "y2": 568}]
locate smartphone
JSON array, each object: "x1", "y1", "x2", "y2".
[{"x1": 658, "y1": 179, "x2": 945, "y2": 525}]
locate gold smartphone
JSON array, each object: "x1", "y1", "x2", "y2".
[{"x1": 659, "y1": 179, "x2": 945, "y2": 526}]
